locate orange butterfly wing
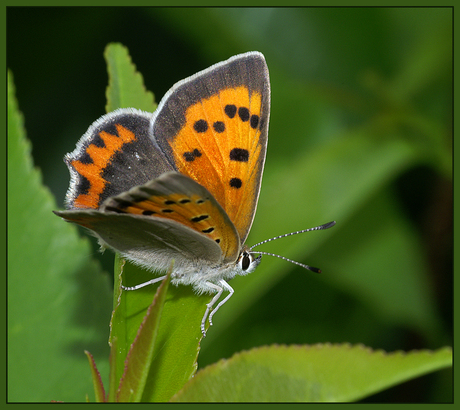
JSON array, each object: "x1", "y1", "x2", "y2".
[
  {"x1": 151, "y1": 52, "x2": 270, "y2": 244},
  {"x1": 100, "y1": 172, "x2": 241, "y2": 262}
]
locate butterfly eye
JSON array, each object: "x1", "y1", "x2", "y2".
[
  {"x1": 241, "y1": 252, "x2": 251, "y2": 271},
  {"x1": 237, "y1": 250, "x2": 262, "y2": 276}
]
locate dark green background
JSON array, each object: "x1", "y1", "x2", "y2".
[{"x1": 8, "y1": 7, "x2": 452, "y2": 402}]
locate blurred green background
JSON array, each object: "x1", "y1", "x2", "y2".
[{"x1": 8, "y1": 7, "x2": 452, "y2": 402}]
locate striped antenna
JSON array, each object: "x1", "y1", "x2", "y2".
[{"x1": 249, "y1": 221, "x2": 336, "y2": 273}]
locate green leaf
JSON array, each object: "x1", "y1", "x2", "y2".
[
  {"x1": 116, "y1": 269, "x2": 171, "y2": 402},
  {"x1": 172, "y1": 344, "x2": 452, "y2": 402},
  {"x1": 109, "y1": 259, "x2": 210, "y2": 402},
  {"x1": 139, "y1": 280, "x2": 209, "y2": 402},
  {"x1": 104, "y1": 43, "x2": 156, "y2": 113},
  {"x1": 7, "y1": 71, "x2": 112, "y2": 402},
  {"x1": 107, "y1": 333, "x2": 120, "y2": 402},
  {"x1": 84, "y1": 351, "x2": 106, "y2": 402}
]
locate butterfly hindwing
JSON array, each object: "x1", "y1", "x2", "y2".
[
  {"x1": 53, "y1": 207, "x2": 224, "y2": 272},
  {"x1": 55, "y1": 172, "x2": 240, "y2": 265},
  {"x1": 99, "y1": 172, "x2": 241, "y2": 262},
  {"x1": 151, "y1": 52, "x2": 270, "y2": 244}
]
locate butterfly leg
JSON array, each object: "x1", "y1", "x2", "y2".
[
  {"x1": 201, "y1": 280, "x2": 234, "y2": 336},
  {"x1": 208, "y1": 280, "x2": 234, "y2": 326},
  {"x1": 201, "y1": 281, "x2": 224, "y2": 336},
  {"x1": 121, "y1": 275, "x2": 167, "y2": 291}
]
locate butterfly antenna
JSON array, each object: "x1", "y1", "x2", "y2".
[
  {"x1": 249, "y1": 250, "x2": 323, "y2": 273},
  {"x1": 250, "y1": 221, "x2": 336, "y2": 249},
  {"x1": 249, "y1": 221, "x2": 336, "y2": 273}
]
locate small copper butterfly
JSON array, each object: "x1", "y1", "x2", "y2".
[{"x1": 54, "y1": 52, "x2": 335, "y2": 336}]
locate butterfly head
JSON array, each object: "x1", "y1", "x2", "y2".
[{"x1": 236, "y1": 245, "x2": 262, "y2": 276}]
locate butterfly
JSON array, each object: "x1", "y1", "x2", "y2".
[{"x1": 54, "y1": 52, "x2": 335, "y2": 336}]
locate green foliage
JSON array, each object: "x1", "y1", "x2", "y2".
[
  {"x1": 172, "y1": 345, "x2": 452, "y2": 402},
  {"x1": 110, "y1": 267, "x2": 171, "y2": 402},
  {"x1": 7, "y1": 71, "x2": 112, "y2": 402},
  {"x1": 104, "y1": 43, "x2": 156, "y2": 113},
  {"x1": 108, "y1": 257, "x2": 208, "y2": 402},
  {"x1": 8, "y1": 8, "x2": 452, "y2": 402}
]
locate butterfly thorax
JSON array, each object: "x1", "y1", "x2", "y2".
[{"x1": 169, "y1": 245, "x2": 261, "y2": 295}]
